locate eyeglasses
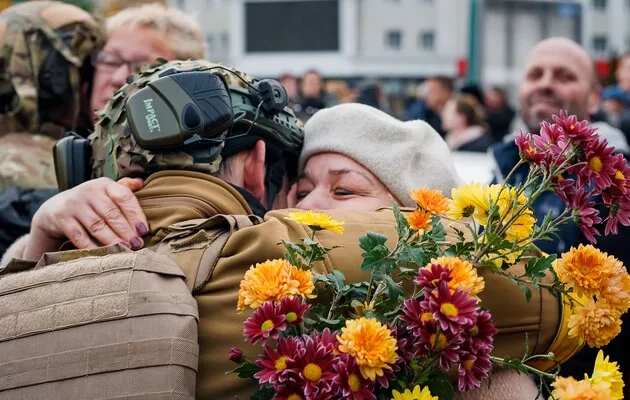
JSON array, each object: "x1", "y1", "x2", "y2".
[{"x1": 91, "y1": 50, "x2": 151, "y2": 74}]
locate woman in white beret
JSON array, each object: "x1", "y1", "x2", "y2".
[{"x1": 291, "y1": 102, "x2": 540, "y2": 400}]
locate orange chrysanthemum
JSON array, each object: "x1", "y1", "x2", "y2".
[
  {"x1": 409, "y1": 187, "x2": 449, "y2": 215},
  {"x1": 568, "y1": 299, "x2": 622, "y2": 348},
  {"x1": 407, "y1": 210, "x2": 433, "y2": 233},
  {"x1": 425, "y1": 256, "x2": 485, "y2": 297},
  {"x1": 551, "y1": 376, "x2": 609, "y2": 400},
  {"x1": 237, "y1": 259, "x2": 316, "y2": 311},
  {"x1": 600, "y1": 260, "x2": 630, "y2": 314},
  {"x1": 337, "y1": 317, "x2": 398, "y2": 381},
  {"x1": 554, "y1": 245, "x2": 616, "y2": 298}
]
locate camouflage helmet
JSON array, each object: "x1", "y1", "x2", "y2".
[
  {"x1": 90, "y1": 59, "x2": 304, "y2": 184},
  {"x1": 0, "y1": 0, "x2": 104, "y2": 137}
]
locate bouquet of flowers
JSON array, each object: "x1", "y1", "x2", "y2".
[{"x1": 229, "y1": 113, "x2": 630, "y2": 400}]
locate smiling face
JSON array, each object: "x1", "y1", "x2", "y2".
[
  {"x1": 294, "y1": 153, "x2": 392, "y2": 211},
  {"x1": 519, "y1": 38, "x2": 599, "y2": 133},
  {"x1": 90, "y1": 25, "x2": 176, "y2": 115}
]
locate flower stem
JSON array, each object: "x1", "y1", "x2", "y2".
[{"x1": 490, "y1": 356, "x2": 557, "y2": 379}]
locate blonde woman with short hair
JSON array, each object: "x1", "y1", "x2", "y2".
[{"x1": 90, "y1": 3, "x2": 207, "y2": 114}]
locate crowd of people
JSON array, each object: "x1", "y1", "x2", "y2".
[{"x1": 0, "y1": 1, "x2": 628, "y2": 399}]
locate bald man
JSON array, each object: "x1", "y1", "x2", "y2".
[
  {"x1": 491, "y1": 37, "x2": 630, "y2": 398},
  {"x1": 519, "y1": 37, "x2": 600, "y2": 132}
]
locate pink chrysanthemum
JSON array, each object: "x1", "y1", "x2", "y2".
[
  {"x1": 553, "y1": 112, "x2": 597, "y2": 144},
  {"x1": 553, "y1": 176, "x2": 576, "y2": 204},
  {"x1": 535, "y1": 120, "x2": 568, "y2": 158},
  {"x1": 427, "y1": 281, "x2": 477, "y2": 334},
  {"x1": 333, "y1": 353, "x2": 376, "y2": 400},
  {"x1": 604, "y1": 197, "x2": 630, "y2": 235},
  {"x1": 254, "y1": 336, "x2": 303, "y2": 386},
  {"x1": 457, "y1": 348, "x2": 492, "y2": 392},
  {"x1": 400, "y1": 298, "x2": 434, "y2": 333},
  {"x1": 286, "y1": 334, "x2": 338, "y2": 400},
  {"x1": 467, "y1": 310, "x2": 497, "y2": 351},
  {"x1": 577, "y1": 138, "x2": 616, "y2": 191},
  {"x1": 515, "y1": 130, "x2": 545, "y2": 163},
  {"x1": 389, "y1": 323, "x2": 418, "y2": 373},
  {"x1": 414, "y1": 263, "x2": 452, "y2": 290},
  {"x1": 610, "y1": 153, "x2": 630, "y2": 192},
  {"x1": 416, "y1": 320, "x2": 464, "y2": 370},
  {"x1": 243, "y1": 301, "x2": 286, "y2": 344},
  {"x1": 569, "y1": 188, "x2": 602, "y2": 243},
  {"x1": 274, "y1": 383, "x2": 308, "y2": 400},
  {"x1": 278, "y1": 296, "x2": 310, "y2": 326}
]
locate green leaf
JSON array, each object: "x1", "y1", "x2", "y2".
[
  {"x1": 359, "y1": 232, "x2": 393, "y2": 272},
  {"x1": 281, "y1": 240, "x2": 306, "y2": 268},
  {"x1": 427, "y1": 370, "x2": 454, "y2": 400},
  {"x1": 249, "y1": 386, "x2": 275, "y2": 400},
  {"x1": 231, "y1": 362, "x2": 260, "y2": 379},
  {"x1": 525, "y1": 254, "x2": 557, "y2": 280},
  {"x1": 397, "y1": 244, "x2": 427, "y2": 266},
  {"x1": 383, "y1": 274, "x2": 404, "y2": 300},
  {"x1": 519, "y1": 283, "x2": 533, "y2": 302},
  {"x1": 392, "y1": 202, "x2": 411, "y2": 241}
]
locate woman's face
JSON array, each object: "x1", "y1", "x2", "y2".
[
  {"x1": 294, "y1": 153, "x2": 392, "y2": 211},
  {"x1": 441, "y1": 98, "x2": 465, "y2": 132}
]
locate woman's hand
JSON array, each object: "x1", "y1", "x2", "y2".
[{"x1": 23, "y1": 177, "x2": 148, "y2": 261}]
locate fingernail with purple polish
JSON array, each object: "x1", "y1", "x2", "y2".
[
  {"x1": 130, "y1": 237, "x2": 143, "y2": 250},
  {"x1": 136, "y1": 223, "x2": 149, "y2": 236}
]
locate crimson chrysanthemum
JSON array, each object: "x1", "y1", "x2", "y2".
[
  {"x1": 278, "y1": 296, "x2": 310, "y2": 325},
  {"x1": 286, "y1": 334, "x2": 338, "y2": 400},
  {"x1": 577, "y1": 138, "x2": 616, "y2": 191},
  {"x1": 274, "y1": 383, "x2": 307, "y2": 400},
  {"x1": 313, "y1": 328, "x2": 339, "y2": 354},
  {"x1": 569, "y1": 188, "x2": 602, "y2": 243},
  {"x1": 553, "y1": 112, "x2": 597, "y2": 144},
  {"x1": 609, "y1": 153, "x2": 630, "y2": 191},
  {"x1": 243, "y1": 301, "x2": 286, "y2": 344},
  {"x1": 400, "y1": 298, "x2": 434, "y2": 333},
  {"x1": 457, "y1": 349, "x2": 492, "y2": 392},
  {"x1": 389, "y1": 323, "x2": 418, "y2": 373},
  {"x1": 535, "y1": 120, "x2": 568, "y2": 159},
  {"x1": 416, "y1": 320, "x2": 464, "y2": 370},
  {"x1": 255, "y1": 336, "x2": 302, "y2": 386},
  {"x1": 427, "y1": 281, "x2": 478, "y2": 334},
  {"x1": 333, "y1": 353, "x2": 376, "y2": 400},
  {"x1": 466, "y1": 310, "x2": 497, "y2": 351},
  {"x1": 414, "y1": 263, "x2": 452, "y2": 291}
]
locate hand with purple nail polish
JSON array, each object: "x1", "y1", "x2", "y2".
[{"x1": 23, "y1": 177, "x2": 149, "y2": 261}]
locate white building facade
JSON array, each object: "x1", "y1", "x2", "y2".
[{"x1": 170, "y1": 0, "x2": 630, "y2": 88}]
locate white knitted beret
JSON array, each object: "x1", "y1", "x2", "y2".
[{"x1": 299, "y1": 103, "x2": 463, "y2": 207}]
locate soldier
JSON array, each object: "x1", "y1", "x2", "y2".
[
  {"x1": 7, "y1": 60, "x2": 580, "y2": 398},
  {"x1": 0, "y1": 1, "x2": 104, "y2": 254}
]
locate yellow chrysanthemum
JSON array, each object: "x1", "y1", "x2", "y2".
[
  {"x1": 554, "y1": 245, "x2": 616, "y2": 299},
  {"x1": 285, "y1": 211, "x2": 344, "y2": 234},
  {"x1": 448, "y1": 182, "x2": 488, "y2": 220},
  {"x1": 589, "y1": 350, "x2": 625, "y2": 400},
  {"x1": 337, "y1": 317, "x2": 398, "y2": 381},
  {"x1": 409, "y1": 187, "x2": 449, "y2": 215},
  {"x1": 550, "y1": 376, "x2": 609, "y2": 400},
  {"x1": 237, "y1": 259, "x2": 316, "y2": 311},
  {"x1": 407, "y1": 209, "x2": 433, "y2": 233},
  {"x1": 391, "y1": 385, "x2": 437, "y2": 400},
  {"x1": 426, "y1": 256, "x2": 485, "y2": 297},
  {"x1": 568, "y1": 299, "x2": 622, "y2": 348},
  {"x1": 600, "y1": 260, "x2": 630, "y2": 314},
  {"x1": 492, "y1": 187, "x2": 536, "y2": 241}
]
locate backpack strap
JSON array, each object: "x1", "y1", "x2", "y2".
[{"x1": 154, "y1": 214, "x2": 262, "y2": 292}]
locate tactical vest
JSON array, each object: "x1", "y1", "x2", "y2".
[{"x1": 0, "y1": 213, "x2": 258, "y2": 399}]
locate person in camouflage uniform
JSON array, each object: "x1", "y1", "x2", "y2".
[
  {"x1": 0, "y1": 1, "x2": 104, "y2": 255},
  {"x1": 0, "y1": 0, "x2": 104, "y2": 189}
]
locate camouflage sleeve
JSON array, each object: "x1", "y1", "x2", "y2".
[{"x1": 0, "y1": 133, "x2": 58, "y2": 190}]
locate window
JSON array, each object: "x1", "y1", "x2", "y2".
[
  {"x1": 419, "y1": 31, "x2": 435, "y2": 51},
  {"x1": 221, "y1": 32, "x2": 229, "y2": 53},
  {"x1": 385, "y1": 30, "x2": 402, "y2": 50},
  {"x1": 593, "y1": 35, "x2": 608, "y2": 52},
  {"x1": 593, "y1": 0, "x2": 607, "y2": 10}
]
